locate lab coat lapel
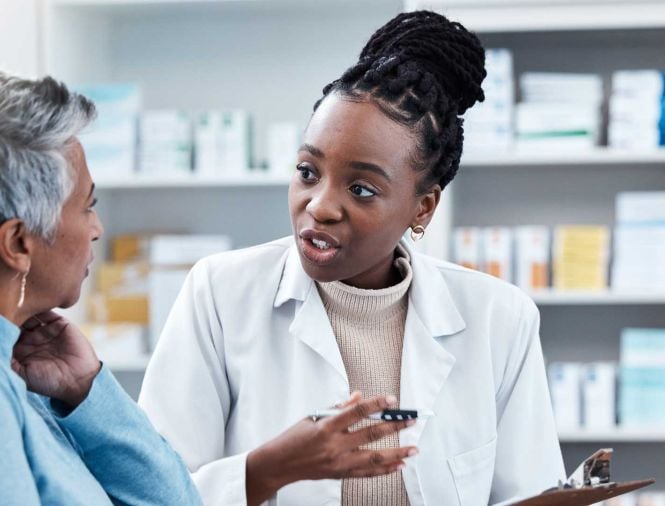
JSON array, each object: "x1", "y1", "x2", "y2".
[
  {"x1": 275, "y1": 243, "x2": 348, "y2": 384},
  {"x1": 399, "y1": 241, "x2": 466, "y2": 448}
]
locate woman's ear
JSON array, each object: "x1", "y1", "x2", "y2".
[
  {"x1": 0, "y1": 219, "x2": 33, "y2": 273},
  {"x1": 413, "y1": 184, "x2": 442, "y2": 228}
]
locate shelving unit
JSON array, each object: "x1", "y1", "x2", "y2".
[
  {"x1": 36, "y1": 0, "x2": 665, "y2": 490},
  {"x1": 559, "y1": 429, "x2": 665, "y2": 444}
]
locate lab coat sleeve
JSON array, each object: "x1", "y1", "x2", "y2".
[
  {"x1": 139, "y1": 259, "x2": 249, "y2": 506},
  {"x1": 0, "y1": 374, "x2": 40, "y2": 505},
  {"x1": 50, "y1": 366, "x2": 203, "y2": 506},
  {"x1": 490, "y1": 298, "x2": 566, "y2": 504}
]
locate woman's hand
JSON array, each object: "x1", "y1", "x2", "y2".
[
  {"x1": 11, "y1": 311, "x2": 101, "y2": 408},
  {"x1": 245, "y1": 393, "x2": 418, "y2": 505}
]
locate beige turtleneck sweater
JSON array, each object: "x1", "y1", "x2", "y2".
[{"x1": 317, "y1": 244, "x2": 412, "y2": 506}]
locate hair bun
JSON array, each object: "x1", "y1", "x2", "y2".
[{"x1": 359, "y1": 10, "x2": 486, "y2": 114}]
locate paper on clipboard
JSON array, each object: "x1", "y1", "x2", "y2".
[{"x1": 490, "y1": 449, "x2": 656, "y2": 506}]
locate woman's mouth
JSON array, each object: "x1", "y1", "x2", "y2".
[{"x1": 299, "y1": 232, "x2": 341, "y2": 266}]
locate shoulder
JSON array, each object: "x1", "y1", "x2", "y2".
[
  {"x1": 184, "y1": 237, "x2": 293, "y2": 303},
  {"x1": 415, "y1": 252, "x2": 538, "y2": 323}
]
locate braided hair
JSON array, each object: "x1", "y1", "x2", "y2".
[{"x1": 314, "y1": 10, "x2": 486, "y2": 192}]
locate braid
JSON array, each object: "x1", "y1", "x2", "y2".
[{"x1": 314, "y1": 10, "x2": 486, "y2": 190}]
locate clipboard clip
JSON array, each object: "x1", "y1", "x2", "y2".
[{"x1": 562, "y1": 448, "x2": 614, "y2": 489}]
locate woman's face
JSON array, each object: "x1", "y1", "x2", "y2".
[
  {"x1": 28, "y1": 140, "x2": 103, "y2": 310},
  {"x1": 288, "y1": 93, "x2": 438, "y2": 289}
]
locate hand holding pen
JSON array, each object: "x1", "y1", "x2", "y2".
[{"x1": 245, "y1": 392, "x2": 419, "y2": 506}]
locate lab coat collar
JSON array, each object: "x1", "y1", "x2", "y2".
[{"x1": 274, "y1": 238, "x2": 467, "y2": 339}]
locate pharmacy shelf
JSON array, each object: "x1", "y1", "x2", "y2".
[
  {"x1": 529, "y1": 290, "x2": 665, "y2": 306},
  {"x1": 94, "y1": 149, "x2": 665, "y2": 189},
  {"x1": 559, "y1": 428, "x2": 665, "y2": 443},
  {"x1": 407, "y1": 0, "x2": 665, "y2": 33},
  {"x1": 95, "y1": 172, "x2": 292, "y2": 189},
  {"x1": 462, "y1": 149, "x2": 665, "y2": 168}
]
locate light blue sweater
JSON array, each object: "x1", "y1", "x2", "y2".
[{"x1": 0, "y1": 315, "x2": 202, "y2": 505}]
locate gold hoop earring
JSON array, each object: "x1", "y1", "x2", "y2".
[
  {"x1": 410, "y1": 225, "x2": 425, "y2": 242},
  {"x1": 17, "y1": 272, "x2": 28, "y2": 308}
]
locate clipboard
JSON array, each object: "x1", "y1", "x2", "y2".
[
  {"x1": 501, "y1": 449, "x2": 656, "y2": 506},
  {"x1": 509, "y1": 479, "x2": 656, "y2": 506}
]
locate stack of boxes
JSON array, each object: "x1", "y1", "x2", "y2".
[
  {"x1": 515, "y1": 72, "x2": 603, "y2": 153},
  {"x1": 452, "y1": 226, "x2": 551, "y2": 291},
  {"x1": 548, "y1": 327, "x2": 665, "y2": 432},
  {"x1": 140, "y1": 110, "x2": 193, "y2": 175},
  {"x1": 87, "y1": 233, "x2": 231, "y2": 361},
  {"x1": 612, "y1": 192, "x2": 665, "y2": 291},
  {"x1": 463, "y1": 48, "x2": 514, "y2": 154},
  {"x1": 194, "y1": 110, "x2": 252, "y2": 176},
  {"x1": 552, "y1": 225, "x2": 610, "y2": 291},
  {"x1": 609, "y1": 70, "x2": 665, "y2": 151},
  {"x1": 75, "y1": 83, "x2": 141, "y2": 180},
  {"x1": 619, "y1": 328, "x2": 665, "y2": 428}
]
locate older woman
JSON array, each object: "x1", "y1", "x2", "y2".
[
  {"x1": 0, "y1": 73, "x2": 204, "y2": 505},
  {"x1": 0, "y1": 72, "x2": 414, "y2": 505}
]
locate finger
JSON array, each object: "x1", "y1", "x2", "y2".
[
  {"x1": 325, "y1": 394, "x2": 398, "y2": 431},
  {"x1": 334, "y1": 391, "x2": 362, "y2": 409},
  {"x1": 21, "y1": 310, "x2": 59, "y2": 330},
  {"x1": 345, "y1": 419, "x2": 415, "y2": 447},
  {"x1": 343, "y1": 446, "x2": 418, "y2": 476}
]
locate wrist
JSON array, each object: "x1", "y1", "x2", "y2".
[
  {"x1": 246, "y1": 442, "x2": 292, "y2": 504},
  {"x1": 59, "y1": 361, "x2": 102, "y2": 408}
]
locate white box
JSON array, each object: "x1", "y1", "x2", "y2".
[
  {"x1": 267, "y1": 122, "x2": 300, "y2": 175},
  {"x1": 548, "y1": 362, "x2": 583, "y2": 431},
  {"x1": 149, "y1": 235, "x2": 232, "y2": 267},
  {"x1": 581, "y1": 362, "x2": 617, "y2": 430},
  {"x1": 139, "y1": 110, "x2": 192, "y2": 175},
  {"x1": 482, "y1": 227, "x2": 512, "y2": 282},
  {"x1": 219, "y1": 110, "x2": 251, "y2": 175},
  {"x1": 452, "y1": 227, "x2": 481, "y2": 271},
  {"x1": 616, "y1": 192, "x2": 665, "y2": 225},
  {"x1": 515, "y1": 226, "x2": 550, "y2": 291}
]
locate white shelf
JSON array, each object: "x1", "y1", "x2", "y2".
[
  {"x1": 93, "y1": 149, "x2": 665, "y2": 189},
  {"x1": 95, "y1": 172, "x2": 292, "y2": 189},
  {"x1": 529, "y1": 290, "x2": 665, "y2": 306},
  {"x1": 559, "y1": 428, "x2": 665, "y2": 443},
  {"x1": 407, "y1": 1, "x2": 665, "y2": 33},
  {"x1": 462, "y1": 149, "x2": 665, "y2": 168}
]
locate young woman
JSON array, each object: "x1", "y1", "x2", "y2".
[{"x1": 140, "y1": 10, "x2": 566, "y2": 506}]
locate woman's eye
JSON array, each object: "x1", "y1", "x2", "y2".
[
  {"x1": 296, "y1": 164, "x2": 316, "y2": 181},
  {"x1": 87, "y1": 197, "x2": 98, "y2": 211},
  {"x1": 349, "y1": 184, "x2": 376, "y2": 198}
]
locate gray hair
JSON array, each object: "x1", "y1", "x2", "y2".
[{"x1": 0, "y1": 73, "x2": 96, "y2": 242}]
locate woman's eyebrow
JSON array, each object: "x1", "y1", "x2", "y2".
[
  {"x1": 298, "y1": 143, "x2": 325, "y2": 158},
  {"x1": 350, "y1": 161, "x2": 391, "y2": 181}
]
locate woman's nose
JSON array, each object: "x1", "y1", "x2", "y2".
[
  {"x1": 92, "y1": 213, "x2": 104, "y2": 241},
  {"x1": 305, "y1": 186, "x2": 343, "y2": 223}
]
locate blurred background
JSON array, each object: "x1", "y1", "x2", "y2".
[{"x1": 2, "y1": 0, "x2": 665, "y2": 501}]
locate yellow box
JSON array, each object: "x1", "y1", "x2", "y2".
[
  {"x1": 111, "y1": 235, "x2": 149, "y2": 262},
  {"x1": 89, "y1": 292, "x2": 149, "y2": 324}
]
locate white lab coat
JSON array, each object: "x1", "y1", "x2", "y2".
[{"x1": 139, "y1": 236, "x2": 565, "y2": 506}]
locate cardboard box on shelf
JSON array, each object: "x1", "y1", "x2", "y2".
[
  {"x1": 515, "y1": 226, "x2": 550, "y2": 291},
  {"x1": 89, "y1": 293, "x2": 149, "y2": 325}
]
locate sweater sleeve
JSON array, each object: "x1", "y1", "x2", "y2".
[
  {"x1": 139, "y1": 259, "x2": 249, "y2": 506},
  {"x1": 490, "y1": 298, "x2": 566, "y2": 504},
  {"x1": 0, "y1": 371, "x2": 41, "y2": 505},
  {"x1": 50, "y1": 365, "x2": 202, "y2": 506}
]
